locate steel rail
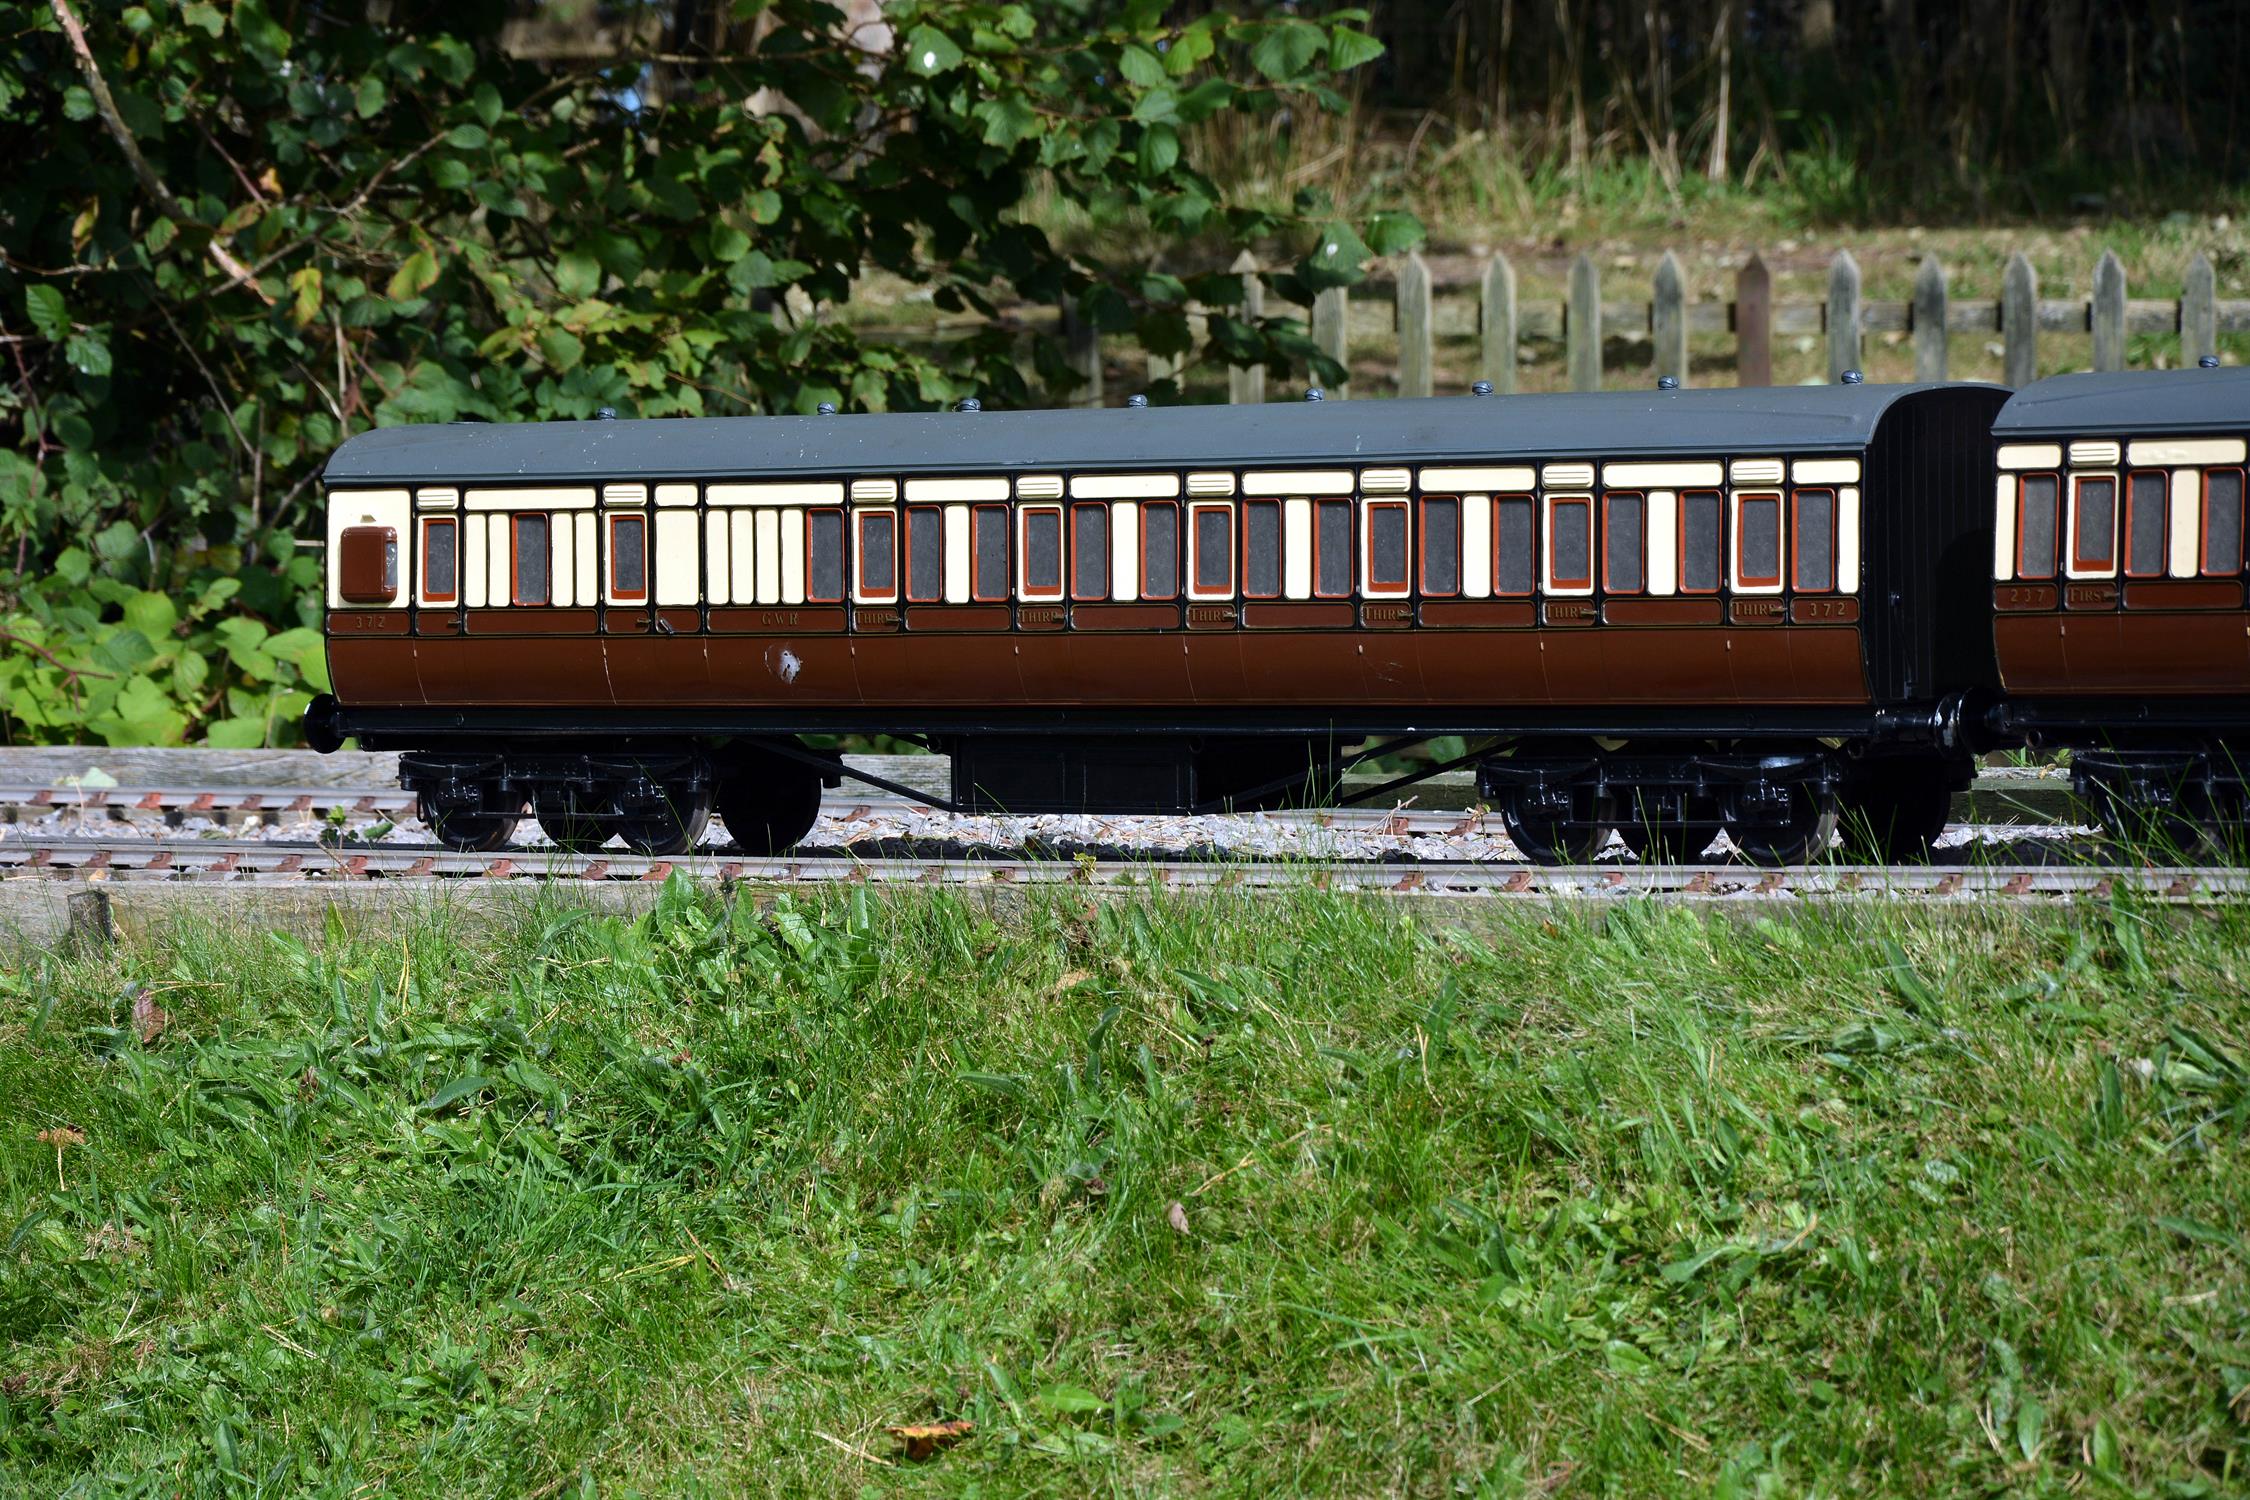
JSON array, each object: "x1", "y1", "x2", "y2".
[
  {"x1": 0, "y1": 783, "x2": 1533, "y2": 839},
  {"x1": 0, "y1": 837, "x2": 2235, "y2": 901}
]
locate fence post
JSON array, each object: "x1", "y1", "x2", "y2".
[
  {"x1": 1397, "y1": 252, "x2": 1434, "y2": 399},
  {"x1": 1653, "y1": 250, "x2": 1688, "y2": 388},
  {"x1": 1480, "y1": 252, "x2": 1518, "y2": 394},
  {"x1": 1228, "y1": 249, "x2": 1266, "y2": 405},
  {"x1": 1312, "y1": 285, "x2": 1349, "y2": 398},
  {"x1": 1912, "y1": 255, "x2": 1948, "y2": 383},
  {"x1": 1735, "y1": 253, "x2": 1771, "y2": 387},
  {"x1": 2003, "y1": 252, "x2": 2038, "y2": 387},
  {"x1": 1567, "y1": 252, "x2": 1601, "y2": 391},
  {"x1": 2092, "y1": 249, "x2": 2127, "y2": 372},
  {"x1": 2183, "y1": 252, "x2": 2218, "y2": 369},
  {"x1": 1827, "y1": 249, "x2": 1862, "y2": 382},
  {"x1": 1062, "y1": 301, "x2": 1102, "y2": 407}
]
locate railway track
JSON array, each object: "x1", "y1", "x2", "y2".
[{"x1": 0, "y1": 834, "x2": 2240, "y2": 900}]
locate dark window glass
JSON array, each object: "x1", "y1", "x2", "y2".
[
  {"x1": 512, "y1": 514, "x2": 549, "y2": 605},
  {"x1": 1793, "y1": 488, "x2": 1835, "y2": 591},
  {"x1": 1494, "y1": 496, "x2": 1533, "y2": 595},
  {"x1": 1315, "y1": 499, "x2": 1351, "y2": 596},
  {"x1": 1072, "y1": 504, "x2": 1109, "y2": 600},
  {"x1": 858, "y1": 510, "x2": 896, "y2": 596},
  {"x1": 1738, "y1": 495, "x2": 1780, "y2": 586},
  {"x1": 1244, "y1": 501, "x2": 1281, "y2": 597},
  {"x1": 973, "y1": 506, "x2": 1007, "y2": 600},
  {"x1": 1025, "y1": 508, "x2": 1062, "y2": 593},
  {"x1": 1549, "y1": 498, "x2": 1590, "y2": 588},
  {"x1": 1680, "y1": 491, "x2": 1721, "y2": 593},
  {"x1": 1194, "y1": 506, "x2": 1232, "y2": 591},
  {"x1": 2126, "y1": 473, "x2": 2168, "y2": 577},
  {"x1": 423, "y1": 519, "x2": 457, "y2": 600},
  {"x1": 906, "y1": 507, "x2": 942, "y2": 602},
  {"x1": 1421, "y1": 497, "x2": 1459, "y2": 595},
  {"x1": 1369, "y1": 502, "x2": 1408, "y2": 588},
  {"x1": 2072, "y1": 477, "x2": 2116, "y2": 571},
  {"x1": 1142, "y1": 502, "x2": 1179, "y2": 598},
  {"x1": 1604, "y1": 493, "x2": 1644, "y2": 593},
  {"x1": 808, "y1": 508, "x2": 845, "y2": 601},
  {"x1": 610, "y1": 515, "x2": 645, "y2": 597},
  {"x1": 2018, "y1": 474, "x2": 2059, "y2": 579},
  {"x1": 2205, "y1": 469, "x2": 2244, "y2": 575}
]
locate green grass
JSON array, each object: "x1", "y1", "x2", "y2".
[{"x1": 4, "y1": 883, "x2": 2248, "y2": 1496}]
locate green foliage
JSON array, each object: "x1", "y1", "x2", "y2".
[
  {"x1": 0, "y1": 1, "x2": 1417, "y2": 745},
  {"x1": 3, "y1": 889, "x2": 2247, "y2": 1492}
]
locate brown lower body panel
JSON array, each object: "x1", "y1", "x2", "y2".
[
  {"x1": 1997, "y1": 612, "x2": 2250, "y2": 695},
  {"x1": 333, "y1": 621, "x2": 1871, "y2": 712}
]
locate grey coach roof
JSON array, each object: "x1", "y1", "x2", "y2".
[
  {"x1": 325, "y1": 382, "x2": 2002, "y2": 487},
  {"x1": 1993, "y1": 367, "x2": 2250, "y2": 439}
]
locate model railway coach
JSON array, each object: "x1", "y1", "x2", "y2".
[
  {"x1": 301, "y1": 371, "x2": 2241, "y2": 863},
  {"x1": 1983, "y1": 366, "x2": 2250, "y2": 841}
]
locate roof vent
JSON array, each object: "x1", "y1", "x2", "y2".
[
  {"x1": 1657, "y1": 375, "x2": 1679, "y2": 390},
  {"x1": 1304, "y1": 387, "x2": 1324, "y2": 402},
  {"x1": 956, "y1": 397, "x2": 982, "y2": 413},
  {"x1": 2201, "y1": 355, "x2": 2222, "y2": 369},
  {"x1": 596, "y1": 406, "x2": 618, "y2": 420},
  {"x1": 816, "y1": 401, "x2": 837, "y2": 415},
  {"x1": 1471, "y1": 380, "x2": 1494, "y2": 396},
  {"x1": 1840, "y1": 369, "x2": 1864, "y2": 385},
  {"x1": 1127, "y1": 393, "x2": 1149, "y2": 408}
]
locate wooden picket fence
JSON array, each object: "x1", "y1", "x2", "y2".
[{"x1": 1057, "y1": 248, "x2": 2246, "y2": 404}]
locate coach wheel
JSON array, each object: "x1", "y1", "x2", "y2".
[
  {"x1": 424, "y1": 795, "x2": 523, "y2": 854},
  {"x1": 1840, "y1": 763, "x2": 1954, "y2": 863},
  {"x1": 2093, "y1": 797, "x2": 2212, "y2": 861},
  {"x1": 1498, "y1": 795, "x2": 1614, "y2": 866},
  {"x1": 717, "y1": 765, "x2": 823, "y2": 855},
  {"x1": 615, "y1": 783, "x2": 713, "y2": 857},
  {"x1": 1723, "y1": 789, "x2": 1839, "y2": 867}
]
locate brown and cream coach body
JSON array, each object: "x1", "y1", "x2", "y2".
[
  {"x1": 1985, "y1": 367, "x2": 2250, "y2": 837},
  {"x1": 302, "y1": 374, "x2": 2236, "y2": 860}
]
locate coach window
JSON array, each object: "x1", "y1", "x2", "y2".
[
  {"x1": 1419, "y1": 495, "x2": 1461, "y2": 596},
  {"x1": 1364, "y1": 500, "x2": 1410, "y2": 597},
  {"x1": 1072, "y1": 503, "x2": 1110, "y2": 601},
  {"x1": 972, "y1": 505, "x2": 1009, "y2": 601},
  {"x1": 1242, "y1": 500, "x2": 1282, "y2": 598},
  {"x1": 1544, "y1": 494, "x2": 1592, "y2": 596},
  {"x1": 1493, "y1": 495, "x2": 1535, "y2": 596},
  {"x1": 2204, "y1": 468, "x2": 2245, "y2": 576},
  {"x1": 2125, "y1": 472, "x2": 2168, "y2": 578},
  {"x1": 510, "y1": 514, "x2": 550, "y2": 606},
  {"x1": 1189, "y1": 501, "x2": 1234, "y2": 599},
  {"x1": 905, "y1": 506, "x2": 943, "y2": 603},
  {"x1": 1314, "y1": 498, "x2": 1352, "y2": 597},
  {"x1": 2068, "y1": 475, "x2": 2118, "y2": 577},
  {"x1": 1020, "y1": 504, "x2": 1064, "y2": 600},
  {"x1": 854, "y1": 507, "x2": 897, "y2": 604},
  {"x1": 1142, "y1": 501, "x2": 1180, "y2": 599},
  {"x1": 608, "y1": 513, "x2": 647, "y2": 601},
  {"x1": 1603, "y1": 491, "x2": 1645, "y2": 594},
  {"x1": 806, "y1": 507, "x2": 846, "y2": 603},
  {"x1": 1732, "y1": 492, "x2": 1782, "y2": 592},
  {"x1": 1679, "y1": 490, "x2": 1722, "y2": 594},
  {"x1": 1792, "y1": 487, "x2": 1837, "y2": 591},
  {"x1": 2016, "y1": 473, "x2": 2061, "y2": 579},
  {"x1": 419, "y1": 517, "x2": 457, "y2": 605}
]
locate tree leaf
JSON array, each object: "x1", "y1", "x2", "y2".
[
  {"x1": 25, "y1": 285, "x2": 68, "y2": 341},
  {"x1": 904, "y1": 26, "x2": 962, "y2": 75},
  {"x1": 1248, "y1": 19, "x2": 1324, "y2": 81},
  {"x1": 1328, "y1": 26, "x2": 1385, "y2": 71}
]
